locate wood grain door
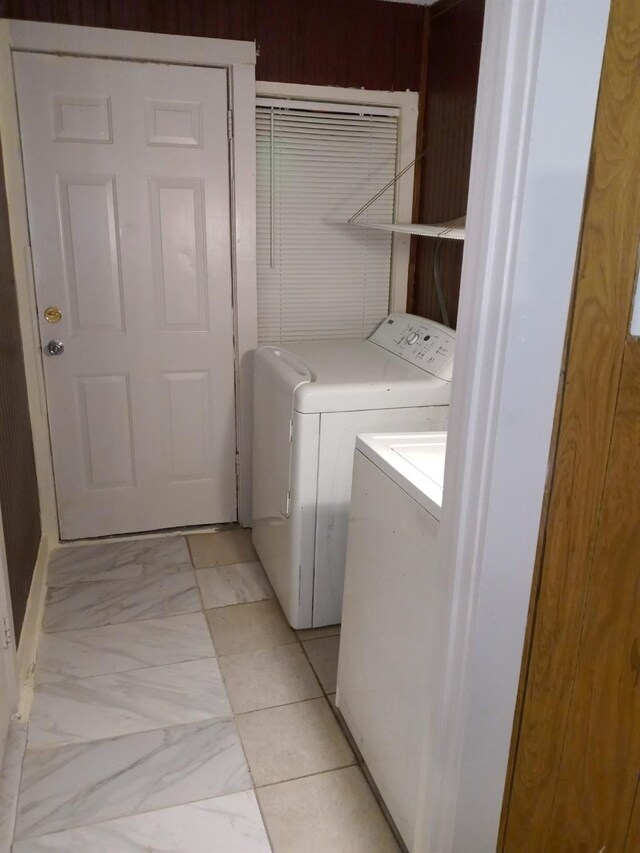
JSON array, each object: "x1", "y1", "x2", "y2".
[
  {"x1": 14, "y1": 52, "x2": 237, "y2": 540},
  {"x1": 500, "y1": 0, "x2": 640, "y2": 849}
]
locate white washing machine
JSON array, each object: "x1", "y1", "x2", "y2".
[
  {"x1": 251, "y1": 313, "x2": 455, "y2": 629},
  {"x1": 336, "y1": 431, "x2": 448, "y2": 849}
]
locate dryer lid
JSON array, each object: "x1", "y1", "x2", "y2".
[
  {"x1": 264, "y1": 340, "x2": 451, "y2": 413},
  {"x1": 256, "y1": 313, "x2": 455, "y2": 414}
]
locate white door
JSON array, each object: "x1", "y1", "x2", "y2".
[{"x1": 14, "y1": 52, "x2": 238, "y2": 539}]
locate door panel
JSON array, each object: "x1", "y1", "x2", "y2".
[
  {"x1": 149, "y1": 178, "x2": 209, "y2": 331},
  {"x1": 59, "y1": 174, "x2": 124, "y2": 333},
  {"x1": 77, "y1": 375, "x2": 136, "y2": 488},
  {"x1": 161, "y1": 371, "x2": 215, "y2": 481},
  {"x1": 14, "y1": 53, "x2": 237, "y2": 538},
  {"x1": 501, "y1": 0, "x2": 640, "y2": 848}
]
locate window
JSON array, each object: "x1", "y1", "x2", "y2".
[{"x1": 256, "y1": 99, "x2": 399, "y2": 343}]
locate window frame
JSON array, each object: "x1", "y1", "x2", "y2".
[{"x1": 254, "y1": 81, "x2": 420, "y2": 315}]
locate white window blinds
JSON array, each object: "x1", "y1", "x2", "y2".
[{"x1": 256, "y1": 100, "x2": 399, "y2": 343}]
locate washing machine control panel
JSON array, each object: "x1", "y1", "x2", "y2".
[{"x1": 368, "y1": 313, "x2": 456, "y2": 379}]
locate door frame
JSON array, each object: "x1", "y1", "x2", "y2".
[
  {"x1": 0, "y1": 502, "x2": 19, "y2": 768},
  {"x1": 412, "y1": 1, "x2": 611, "y2": 851},
  {"x1": 0, "y1": 19, "x2": 257, "y2": 540}
]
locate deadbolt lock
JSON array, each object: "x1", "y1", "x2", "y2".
[{"x1": 44, "y1": 306, "x2": 62, "y2": 323}]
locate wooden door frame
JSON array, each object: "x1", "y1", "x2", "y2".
[
  {"x1": 0, "y1": 19, "x2": 258, "y2": 541},
  {"x1": 499, "y1": 0, "x2": 640, "y2": 847},
  {"x1": 412, "y1": 1, "x2": 611, "y2": 850}
]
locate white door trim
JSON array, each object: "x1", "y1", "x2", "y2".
[
  {"x1": 3, "y1": 18, "x2": 255, "y2": 65},
  {"x1": 0, "y1": 19, "x2": 257, "y2": 537},
  {"x1": 0, "y1": 504, "x2": 19, "y2": 764},
  {"x1": 255, "y1": 80, "x2": 419, "y2": 314},
  {"x1": 413, "y1": 1, "x2": 610, "y2": 851}
]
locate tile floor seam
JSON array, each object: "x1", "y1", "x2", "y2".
[
  {"x1": 218, "y1": 642, "x2": 325, "y2": 715},
  {"x1": 35, "y1": 652, "x2": 220, "y2": 683},
  {"x1": 189, "y1": 567, "x2": 263, "y2": 804},
  {"x1": 253, "y1": 759, "x2": 360, "y2": 791},
  {"x1": 253, "y1": 787, "x2": 277, "y2": 852},
  {"x1": 15, "y1": 718, "x2": 254, "y2": 843},
  {"x1": 186, "y1": 536, "x2": 197, "y2": 568},
  {"x1": 212, "y1": 602, "x2": 351, "y2": 852},
  {"x1": 22, "y1": 712, "x2": 238, "y2": 754},
  {"x1": 45, "y1": 570, "x2": 199, "y2": 589},
  {"x1": 212, "y1": 641, "x2": 301, "y2": 658},
  {"x1": 191, "y1": 567, "x2": 276, "y2": 848},
  {"x1": 16, "y1": 783, "x2": 259, "y2": 844},
  {"x1": 255, "y1": 765, "x2": 400, "y2": 852},
  {"x1": 202, "y1": 599, "x2": 273, "y2": 612},
  {"x1": 45, "y1": 565, "x2": 196, "y2": 588},
  {"x1": 15, "y1": 791, "x2": 266, "y2": 841},
  {"x1": 54, "y1": 529, "x2": 223, "y2": 549},
  {"x1": 191, "y1": 560, "x2": 209, "y2": 616},
  {"x1": 300, "y1": 639, "x2": 334, "y2": 696},
  {"x1": 30, "y1": 655, "x2": 231, "y2": 721},
  {"x1": 204, "y1": 599, "x2": 297, "y2": 654},
  {"x1": 47, "y1": 538, "x2": 195, "y2": 586},
  {"x1": 322, "y1": 693, "x2": 347, "y2": 738},
  {"x1": 37, "y1": 608, "x2": 207, "y2": 636},
  {"x1": 42, "y1": 589, "x2": 203, "y2": 633},
  {"x1": 232, "y1": 689, "x2": 334, "y2": 717},
  {"x1": 211, "y1": 705, "x2": 262, "y2": 841}
]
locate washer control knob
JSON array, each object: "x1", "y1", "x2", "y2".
[{"x1": 406, "y1": 331, "x2": 420, "y2": 345}]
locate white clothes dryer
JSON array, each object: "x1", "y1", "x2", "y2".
[{"x1": 251, "y1": 313, "x2": 455, "y2": 628}]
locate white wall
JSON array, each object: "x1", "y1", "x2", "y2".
[{"x1": 414, "y1": 1, "x2": 611, "y2": 851}]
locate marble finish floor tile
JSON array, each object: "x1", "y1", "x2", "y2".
[
  {"x1": 188, "y1": 529, "x2": 257, "y2": 568},
  {"x1": 13, "y1": 791, "x2": 271, "y2": 852},
  {"x1": 35, "y1": 613, "x2": 215, "y2": 684},
  {"x1": 257, "y1": 766, "x2": 400, "y2": 853},
  {"x1": 28, "y1": 658, "x2": 231, "y2": 748},
  {"x1": 196, "y1": 560, "x2": 273, "y2": 609},
  {"x1": 236, "y1": 698, "x2": 354, "y2": 787},
  {"x1": 0, "y1": 718, "x2": 27, "y2": 852},
  {"x1": 219, "y1": 645, "x2": 322, "y2": 714},
  {"x1": 15, "y1": 718, "x2": 251, "y2": 841},
  {"x1": 206, "y1": 599, "x2": 296, "y2": 656},
  {"x1": 296, "y1": 624, "x2": 341, "y2": 642},
  {"x1": 302, "y1": 634, "x2": 341, "y2": 694},
  {"x1": 48, "y1": 536, "x2": 191, "y2": 586},
  {"x1": 43, "y1": 569, "x2": 200, "y2": 632}
]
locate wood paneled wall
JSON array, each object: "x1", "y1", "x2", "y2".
[
  {"x1": 0, "y1": 0, "x2": 425, "y2": 91},
  {"x1": 0, "y1": 140, "x2": 41, "y2": 641},
  {"x1": 410, "y1": 0, "x2": 484, "y2": 327},
  {"x1": 0, "y1": 0, "x2": 485, "y2": 332}
]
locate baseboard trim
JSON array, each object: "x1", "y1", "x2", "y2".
[{"x1": 16, "y1": 534, "x2": 50, "y2": 720}]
